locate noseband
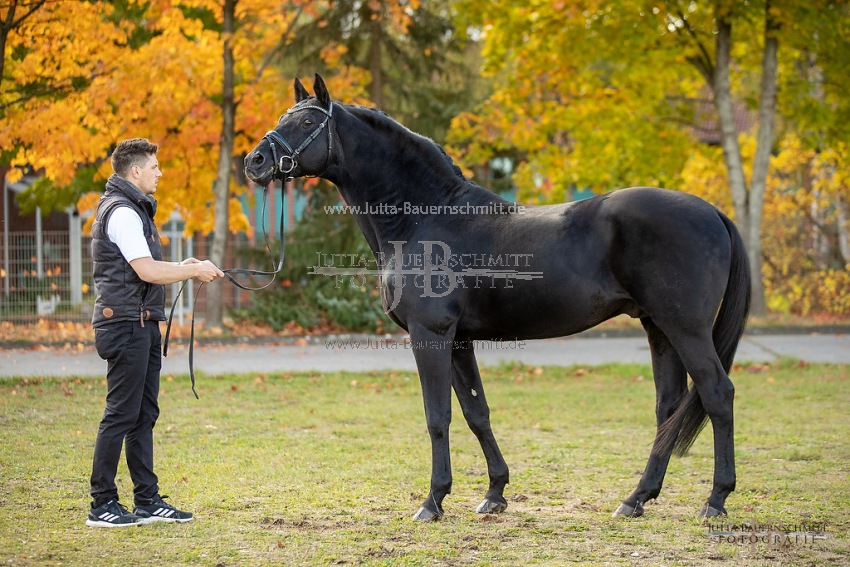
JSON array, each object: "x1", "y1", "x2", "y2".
[{"x1": 262, "y1": 102, "x2": 334, "y2": 181}]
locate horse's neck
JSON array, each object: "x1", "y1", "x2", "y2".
[
  {"x1": 332, "y1": 127, "x2": 460, "y2": 207},
  {"x1": 327, "y1": 108, "x2": 502, "y2": 253}
]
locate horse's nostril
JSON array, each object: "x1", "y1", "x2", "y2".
[{"x1": 251, "y1": 152, "x2": 265, "y2": 165}]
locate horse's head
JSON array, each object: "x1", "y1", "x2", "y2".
[{"x1": 244, "y1": 74, "x2": 335, "y2": 186}]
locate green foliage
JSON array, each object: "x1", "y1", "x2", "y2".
[
  {"x1": 449, "y1": 0, "x2": 850, "y2": 198},
  {"x1": 448, "y1": 0, "x2": 705, "y2": 199},
  {"x1": 282, "y1": 0, "x2": 486, "y2": 144},
  {"x1": 777, "y1": 2, "x2": 850, "y2": 148},
  {"x1": 175, "y1": 4, "x2": 222, "y2": 35},
  {"x1": 102, "y1": 0, "x2": 162, "y2": 48},
  {"x1": 233, "y1": 181, "x2": 394, "y2": 333},
  {"x1": 15, "y1": 165, "x2": 100, "y2": 215}
]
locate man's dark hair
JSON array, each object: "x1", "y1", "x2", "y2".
[{"x1": 111, "y1": 138, "x2": 158, "y2": 178}]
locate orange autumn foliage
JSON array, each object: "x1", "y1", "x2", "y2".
[{"x1": 1, "y1": 0, "x2": 370, "y2": 237}]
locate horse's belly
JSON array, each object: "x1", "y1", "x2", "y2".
[{"x1": 456, "y1": 285, "x2": 630, "y2": 341}]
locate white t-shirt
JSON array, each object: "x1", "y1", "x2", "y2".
[{"x1": 106, "y1": 207, "x2": 153, "y2": 263}]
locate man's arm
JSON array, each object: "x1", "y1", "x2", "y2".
[
  {"x1": 130, "y1": 257, "x2": 224, "y2": 285},
  {"x1": 106, "y1": 207, "x2": 224, "y2": 284}
]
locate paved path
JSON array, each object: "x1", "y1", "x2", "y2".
[{"x1": 1, "y1": 333, "x2": 848, "y2": 378}]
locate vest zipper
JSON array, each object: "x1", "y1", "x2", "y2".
[{"x1": 140, "y1": 283, "x2": 149, "y2": 328}]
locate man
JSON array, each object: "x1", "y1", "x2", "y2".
[{"x1": 87, "y1": 138, "x2": 224, "y2": 527}]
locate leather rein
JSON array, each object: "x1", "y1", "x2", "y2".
[{"x1": 163, "y1": 101, "x2": 334, "y2": 398}]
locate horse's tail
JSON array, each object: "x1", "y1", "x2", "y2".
[
  {"x1": 655, "y1": 210, "x2": 751, "y2": 458},
  {"x1": 711, "y1": 211, "x2": 751, "y2": 375}
]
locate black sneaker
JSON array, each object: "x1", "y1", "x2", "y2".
[
  {"x1": 133, "y1": 495, "x2": 193, "y2": 523},
  {"x1": 86, "y1": 498, "x2": 143, "y2": 528}
]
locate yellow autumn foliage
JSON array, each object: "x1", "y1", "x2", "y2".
[{"x1": 684, "y1": 134, "x2": 850, "y2": 315}]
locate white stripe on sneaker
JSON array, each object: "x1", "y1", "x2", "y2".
[
  {"x1": 86, "y1": 518, "x2": 140, "y2": 528},
  {"x1": 153, "y1": 507, "x2": 164, "y2": 515},
  {"x1": 164, "y1": 509, "x2": 175, "y2": 517}
]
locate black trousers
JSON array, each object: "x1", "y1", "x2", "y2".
[{"x1": 90, "y1": 320, "x2": 162, "y2": 507}]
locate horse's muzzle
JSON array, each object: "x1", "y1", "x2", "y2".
[{"x1": 244, "y1": 151, "x2": 274, "y2": 185}]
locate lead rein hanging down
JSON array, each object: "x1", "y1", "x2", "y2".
[{"x1": 163, "y1": 183, "x2": 287, "y2": 398}]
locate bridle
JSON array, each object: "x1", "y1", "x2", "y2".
[
  {"x1": 262, "y1": 101, "x2": 334, "y2": 182},
  {"x1": 163, "y1": 102, "x2": 335, "y2": 399}
]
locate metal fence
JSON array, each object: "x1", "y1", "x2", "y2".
[
  {"x1": 0, "y1": 230, "x2": 256, "y2": 325},
  {"x1": 1, "y1": 230, "x2": 94, "y2": 324}
]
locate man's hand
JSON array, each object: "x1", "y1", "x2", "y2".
[
  {"x1": 130, "y1": 257, "x2": 225, "y2": 285},
  {"x1": 194, "y1": 260, "x2": 225, "y2": 283}
]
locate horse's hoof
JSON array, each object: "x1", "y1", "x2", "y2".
[
  {"x1": 697, "y1": 503, "x2": 727, "y2": 519},
  {"x1": 412, "y1": 506, "x2": 442, "y2": 522},
  {"x1": 611, "y1": 502, "x2": 644, "y2": 518},
  {"x1": 475, "y1": 498, "x2": 507, "y2": 514}
]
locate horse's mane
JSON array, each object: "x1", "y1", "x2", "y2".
[{"x1": 344, "y1": 104, "x2": 466, "y2": 181}]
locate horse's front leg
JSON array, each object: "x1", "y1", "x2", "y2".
[
  {"x1": 451, "y1": 340, "x2": 509, "y2": 514},
  {"x1": 409, "y1": 321, "x2": 456, "y2": 521}
]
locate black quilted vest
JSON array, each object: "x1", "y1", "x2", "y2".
[{"x1": 91, "y1": 174, "x2": 166, "y2": 328}]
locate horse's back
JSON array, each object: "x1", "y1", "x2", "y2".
[
  {"x1": 485, "y1": 186, "x2": 731, "y2": 336},
  {"x1": 604, "y1": 187, "x2": 729, "y2": 237}
]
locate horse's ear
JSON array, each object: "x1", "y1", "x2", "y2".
[
  {"x1": 294, "y1": 78, "x2": 309, "y2": 103},
  {"x1": 313, "y1": 73, "x2": 331, "y2": 109}
]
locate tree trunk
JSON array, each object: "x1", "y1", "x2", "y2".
[
  {"x1": 369, "y1": 15, "x2": 383, "y2": 109},
  {"x1": 206, "y1": 0, "x2": 236, "y2": 328},
  {"x1": 1, "y1": 165, "x2": 10, "y2": 297},
  {"x1": 811, "y1": 191, "x2": 828, "y2": 268},
  {"x1": 746, "y1": 2, "x2": 779, "y2": 317},
  {"x1": 837, "y1": 193, "x2": 850, "y2": 266},
  {"x1": 712, "y1": 10, "x2": 776, "y2": 317},
  {"x1": 0, "y1": 3, "x2": 13, "y2": 89},
  {"x1": 712, "y1": 18, "x2": 750, "y2": 245}
]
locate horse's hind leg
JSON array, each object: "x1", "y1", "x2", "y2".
[
  {"x1": 665, "y1": 326, "x2": 737, "y2": 518},
  {"x1": 613, "y1": 317, "x2": 687, "y2": 518},
  {"x1": 450, "y1": 340, "x2": 510, "y2": 514}
]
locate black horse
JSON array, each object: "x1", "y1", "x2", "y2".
[{"x1": 244, "y1": 74, "x2": 750, "y2": 521}]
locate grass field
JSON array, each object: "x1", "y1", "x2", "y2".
[{"x1": 0, "y1": 359, "x2": 847, "y2": 566}]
